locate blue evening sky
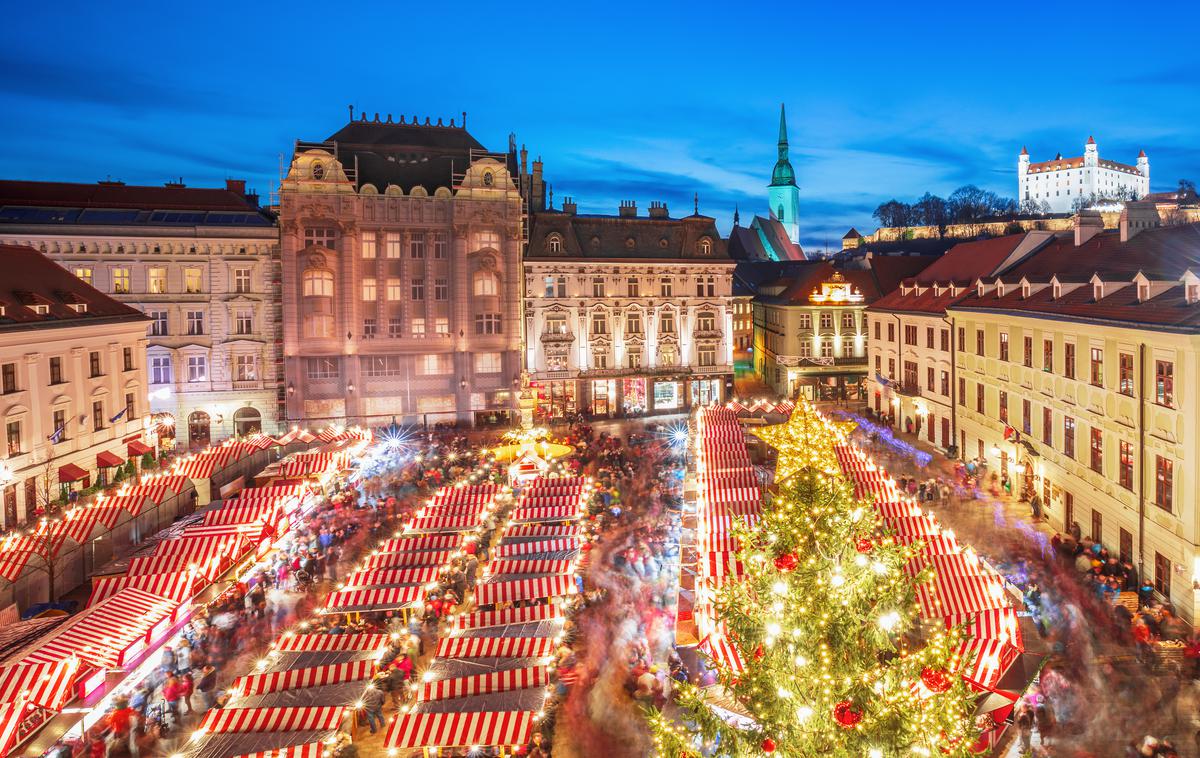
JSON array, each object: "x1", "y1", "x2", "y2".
[{"x1": 2, "y1": 1, "x2": 1197, "y2": 252}]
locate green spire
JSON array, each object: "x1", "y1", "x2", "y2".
[{"x1": 771, "y1": 102, "x2": 796, "y2": 187}]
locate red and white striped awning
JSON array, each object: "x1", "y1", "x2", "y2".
[
  {"x1": 231, "y1": 744, "x2": 324, "y2": 758},
  {"x1": 153, "y1": 533, "x2": 250, "y2": 565},
  {"x1": 0, "y1": 658, "x2": 79, "y2": 710},
  {"x1": 272, "y1": 633, "x2": 389, "y2": 653},
  {"x1": 705, "y1": 487, "x2": 760, "y2": 506},
  {"x1": 128, "y1": 552, "x2": 222, "y2": 581},
  {"x1": 0, "y1": 536, "x2": 55, "y2": 581},
  {"x1": 509, "y1": 506, "x2": 581, "y2": 523},
  {"x1": 23, "y1": 588, "x2": 179, "y2": 669},
  {"x1": 954, "y1": 637, "x2": 1021, "y2": 691},
  {"x1": 0, "y1": 703, "x2": 25, "y2": 758},
  {"x1": 434, "y1": 636, "x2": 554, "y2": 660},
  {"x1": 452, "y1": 603, "x2": 563, "y2": 632},
  {"x1": 915, "y1": 573, "x2": 1011, "y2": 619},
  {"x1": 419, "y1": 665, "x2": 548, "y2": 702},
  {"x1": 95, "y1": 495, "x2": 148, "y2": 515},
  {"x1": 945, "y1": 608, "x2": 1024, "y2": 650},
  {"x1": 928, "y1": 552, "x2": 991, "y2": 578},
  {"x1": 198, "y1": 705, "x2": 346, "y2": 734},
  {"x1": 420, "y1": 502, "x2": 488, "y2": 518},
  {"x1": 494, "y1": 539, "x2": 580, "y2": 558},
  {"x1": 233, "y1": 659, "x2": 375, "y2": 696},
  {"x1": 173, "y1": 456, "x2": 220, "y2": 480},
  {"x1": 702, "y1": 501, "x2": 761, "y2": 518},
  {"x1": 406, "y1": 514, "x2": 481, "y2": 533},
  {"x1": 700, "y1": 552, "x2": 744, "y2": 588},
  {"x1": 46, "y1": 507, "x2": 106, "y2": 545},
  {"x1": 385, "y1": 710, "x2": 533, "y2": 750},
  {"x1": 112, "y1": 486, "x2": 166, "y2": 508},
  {"x1": 243, "y1": 433, "x2": 281, "y2": 450},
  {"x1": 240, "y1": 484, "x2": 310, "y2": 499},
  {"x1": 474, "y1": 575, "x2": 575, "y2": 606},
  {"x1": 324, "y1": 585, "x2": 424, "y2": 612},
  {"x1": 376, "y1": 534, "x2": 461, "y2": 553},
  {"x1": 518, "y1": 495, "x2": 579, "y2": 509},
  {"x1": 341, "y1": 567, "x2": 440, "y2": 588},
  {"x1": 696, "y1": 632, "x2": 745, "y2": 673},
  {"x1": 361, "y1": 550, "x2": 453, "y2": 570},
  {"x1": 203, "y1": 502, "x2": 281, "y2": 527},
  {"x1": 503, "y1": 524, "x2": 579, "y2": 540},
  {"x1": 87, "y1": 571, "x2": 203, "y2": 607},
  {"x1": 487, "y1": 558, "x2": 573, "y2": 576},
  {"x1": 873, "y1": 501, "x2": 926, "y2": 520},
  {"x1": 883, "y1": 515, "x2": 942, "y2": 538}
]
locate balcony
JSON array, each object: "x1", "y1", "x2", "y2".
[
  {"x1": 693, "y1": 329, "x2": 723, "y2": 340},
  {"x1": 691, "y1": 364, "x2": 730, "y2": 375},
  {"x1": 896, "y1": 382, "x2": 922, "y2": 397},
  {"x1": 540, "y1": 332, "x2": 575, "y2": 344},
  {"x1": 232, "y1": 379, "x2": 263, "y2": 391}
]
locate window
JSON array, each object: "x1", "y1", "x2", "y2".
[
  {"x1": 660, "y1": 312, "x2": 676, "y2": 334},
  {"x1": 409, "y1": 318, "x2": 424, "y2": 338},
  {"x1": 52, "y1": 410, "x2": 66, "y2": 443},
  {"x1": 1043, "y1": 339, "x2": 1053, "y2": 372},
  {"x1": 1021, "y1": 398, "x2": 1032, "y2": 435},
  {"x1": 1023, "y1": 336, "x2": 1032, "y2": 367},
  {"x1": 186, "y1": 310, "x2": 204, "y2": 335},
  {"x1": 385, "y1": 232, "x2": 402, "y2": 259},
  {"x1": 940, "y1": 329, "x2": 949, "y2": 352},
  {"x1": 1154, "y1": 552, "x2": 1171, "y2": 599},
  {"x1": 1155, "y1": 360, "x2": 1173, "y2": 407},
  {"x1": 233, "y1": 267, "x2": 251, "y2": 294},
  {"x1": 302, "y1": 270, "x2": 333, "y2": 297},
  {"x1": 235, "y1": 309, "x2": 253, "y2": 335},
  {"x1": 547, "y1": 235, "x2": 563, "y2": 254},
  {"x1": 926, "y1": 366, "x2": 935, "y2": 392},
  {"x1": 925, "y1": 326, "x2": 934, "y2": 348},
  {"x1": 74, "y1": 267, "x2": 92, "y2": 285},
  {"x1": 1063, "y1": 416, "x2": 1075, "y2": 458},
  {"x1": 975, "y1": 383, "x2": 984, "y2": 413},
  {"x1": 417, "y1": 354, "x2": 450, "y2": 375},
  {"x1": 389, "y1": 318, "x2": 404, "y2": 338},
  {"x1": 903, "y1": 325, "x2": 917, "y2": 346},
  {"x1": 1061, "y1": 342, "x2": 1075, "y2": 379},
  {"x1": 696, "y1": 276, "x2": 716, "y2": 297},
  {"x1": 475, "y1": 352, "x2": 502, "y2": 374},
  {"x1": 361, "y1": 278, "x2": 377, "y2": 301},
  {"x1": 433, "y1": 233, "x2": 448, "y2": 259},
  {"x1": 1155, "y1": 455, "x2": 1173, "y2": 512},
  {"x1": 1118, "y1": 353, "x2": 1134, "y2": 396},
  {"x1": 187, "y1": 356, "x2": 207, "y2": 382},
  {"x1": 474, "y1": 230, "x2": 500, "y2": 250},
  {"x1": 975, "y1": 329, "x2": 984, "y2": 356},
  {"x1": 434, "y1": 279, "x2": 448, "y2": 301},
  {"x1": 697, "y1": 312, "x2": 717, "y2": 332},
  {"x1": 6, "y1": 421, "x2": 21, "y2": 456},
  {"x1": 888, "y1": 323, "x2": 896, "y2": 343},
  {"x1": 305, "y1": 357, "x2": 339, "y2": 379},
  {"x1": 150, "y1": 356, "x2": 172, "y2": 384},
  {"x1": 362, "y1": 318, "x2": 376, "y2": 338},
  {"x1": 903, "y1": 361, "x2": 918, "y2": 389},
  {"x1": 626, "y1": 278, "x2": 640, "y2": 297},
  {"x1": 474, "y1": 272, "x2": 498, "y2": 296},
  {"x1": 1091, "y1": 509, "x2": 1103, "y2": 543},
  {"x1": 626, "y1": 312, "x2": 643, "y2": 334},
  {"x1": 874, "y1": 321, "x2": 881, "y2": 341},
  {"x1": 143, "y1": 308, "x2": 167, "y2": 337},
  {"x1": 1119, "y1": 441, "x2": 1133, "y2": 489},
  {"x1": 660, "y1": 278, "x2": 673, "y2": 297},
  {"x1": 89, "y1": 351, "x2": 101, "y2": 377},
  {"x1": 545, "y1": 315, "x2": 568, "y2": 335},
  {"x1": 799, "y1": 313, "x2": 812, "y2": 330},
  {"x1": 148, "y1": 267, "x2": 167, "y2": 294},
  {"x1": 889, "y1": 358, "x2": 895, "y2": 377},
  {"x1": 184, "y1": 267, "x2": 202, "y2": 294},
  {"x1": 999, "y1": 332, "x2": 1009, "y2": 361},
  {"x1": 49, "y1": 356, "x2": 63, "y2": 385},
  {"x1": 112, "y1": 268, "x2": 131, "y2": 294},
  {"x1": 999, "y1": 390, "x2": 1008, "y2": 423},
  {"x1": 956, "y1": 326, "x2": 964, "y2": 350},
  {"x1": 411, "y1": 278, "x2": 425, "y2": 301},
  {"x1": 1119, "y1": 529, "x2": 1133, "y2": 564},
  {"x1": 361, "y1": 231, "x2": 377, "y2": 259},
  {"x1": 1, "y1": 363, "x2": 14, "y2": 394},
  {"x1": 698, "y1": 348, "x2": 716, "y2": 367},
  {"x1": 361, "y1": 355, "x2": 401, "y2": 377},
  {"x1": 410, "y1": 233, "x2": 426, "y2": 258},
  {"x1": 627, "y1": 351, "x2": 642, "y2": 369},
  {"x1": 958, "y1": 377, "x2": 965, "y2": 407},
  {"x1": 698, "y1": 238, "x2": 712, "y2": 255},
  {"x1": 234, "y1": 355, "x2": 257, "y2": 382},
  {"x1": 592, "y1": 278, "x2": 606, "y2": 298},
  {"x1": 123, "y1": 347, "x2": 133, "y2": 372},
  {"x1": 1089, "y1": 427, "x2": 1103, "y2": 473},
  {"x1": 303, "y1": 228, "x2": 336, "y2": 248},
  {"x1": 1042, "y1": 407, "x2": 1053, "y2": 445},
  {"x1": 92, "y1": 401, "x2": 105, "y2": 431},
  {"x1": 940, "y1": 370, "x2": 949, "y2": 397},
  {"x1": 475, "y1": 314, "x2": 502, "y2": 334},
  {"x1": 1089, "y1": 347, "x2": 1103, "y2": 386}
]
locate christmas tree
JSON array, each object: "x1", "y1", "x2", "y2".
[{"x1": 650, "y1": 405, "x2": 979, "y2": 757}]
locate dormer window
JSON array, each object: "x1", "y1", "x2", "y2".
[
  {"x1": 996, "y1": 282, "x2": 1006, "y2": 297},
  {"x1": 1188, "y1": 284, "x2": 1200, "y2": 304},
  {"x1": 1052, "y1": 283, "x2": 1061, "y2": 299},
  {"x1": 1093, "y1": 283, "x2": 1104, "y2": 301},
  {"x1": 1022, "y1": 283, "x2": 1031, "y2": 299},
  {"x1": 546, "y1": 234, "x2": 563, "y2": 254},
  {"x1": 1138, "y1": 283, "x2": 1150, "y2": 301},
  {"x1": 32, "y1": 304, "x2": 49, "y2": 316},
  {"x1": 697, "y1": 238, "x2": 712, "y2": 255},
  {"x1": 69, "y1": 303, "x2": 88, "y2": 314},
  {"x1": 0, "y1": 305, "x2": 6, "y2": 317},
  {"x1": 977, "y1": 283, "x2": 985, "y2": 298}
]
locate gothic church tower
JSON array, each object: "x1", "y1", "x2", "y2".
[{"x1": 768, "y1": 103, "x2": 801, "y2": 244}]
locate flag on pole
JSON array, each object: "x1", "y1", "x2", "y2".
[
  {"x1": 109, "y1": 407, "x2": 128, "y2": 424},
  {"x1": 47, "y1": 421, "x2": 68, "y2": 443}
]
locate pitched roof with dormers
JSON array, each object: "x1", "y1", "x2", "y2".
[
  {"x1": 527, "y1": 209, "x2": 727, "y2": 262},
  {"x1": 0, "y1": 244, "x2": 148, "y2": 331}
]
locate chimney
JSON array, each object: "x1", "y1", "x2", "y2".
[
  {"x1": 225, "y1": 179, "x2": 246, "y2": 196},
  {"x1": 561, "y1": 197, "x2": 577, "y2": 215},
  {"x1": 1073, "y1": 210, "x2": 1103, "y2": 246},
  {"x1": 618, "y1": 200, "x2": 637, "y2": 217},
  {"x1": 164, "y1": 178, "x2": 186, "y2": 189},
  {"x1": 648, "y1": 201, "x2": 669, "y2": 219},
  {"x1": 1120, "y1": 200, "x2": 1160, "y2": 242}
]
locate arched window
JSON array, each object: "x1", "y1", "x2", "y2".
[
  {"x1": 698, "y1": 237, "x2": 712, "y2": 255},
  {"x1": 233, "y1": 406, "x2": 262, "y2": 436},
  {"x1": 473, "y1": 271, "x2": 499, "y2": 296},
  {"x1": 482, "y1": 171, "x2": 494, "y2": 187},
  {"x1": 187, "y1": 411, "x2": 211, "y2": 448},
  {"x1": 547, "y1": 234, "x2": 563, "y2": 254},
  {"x1": 302, "y1": 269, "x2": 334, "y2": 297},
  {"x1": 311, "y1": 162, "x2": 325, "y2": 180},
  {"x1": 777, "y1": 204, "x2": 784, "y2": 221}
]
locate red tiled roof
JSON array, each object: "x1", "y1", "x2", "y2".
[
  {"x1": 0, "y1": 244, "x2": 146, "y2": 329},
  {"x1": 867, "y1": 254, "x2": 939, "y2": 294},
  {"x1": 0, "y1": 180, "x2": 259, "y2": 212},
  {"x1": 1026, "y1": 156, "x2": 1139, "y2": 175},
  {"x1": 868, "y1": 235, "x2": 1031, "y2": 314}
]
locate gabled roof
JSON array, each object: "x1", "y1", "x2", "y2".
[
  {"x1": 866, "y1": 254, "x2": 940, "y2": 295},
  {"x1": 526, "y1": 210, "x2": 726, "y2": 262},
  {"x1": 0, "y1": 244, "x2": 147, "y2": 330}
]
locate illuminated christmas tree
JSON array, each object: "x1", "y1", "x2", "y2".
[{"x1": 649, "y1": 407, "x2": 979, "y2": 757}]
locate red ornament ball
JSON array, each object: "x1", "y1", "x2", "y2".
[
  {"x1": 761, "y1": 737, "x2": 776, "y2": 753},
  {"x1": 753, "y1": 644, "x2": 765, "y2": 661},
  {"x1": 921, "y1": 666, "x2": 953, "y2": 694},
  {"x1": 855, "y1": 537, "x2": 874, "y2": 553},
  {"x1": 581, "y1": 542, "x2": 593, "y2": 552},
  {"x1": 833, "y1": 700, "x2": 863, "y2": 729},
  {"x1": 773, "y1": 552, "x2": 798, "y2": 572}
]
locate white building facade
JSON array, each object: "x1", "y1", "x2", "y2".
[
  {"x1": 0, "y1": 180, "x2": 281, "y2": 449},
  {"x1": 1018, "y1": 137, "x2": 1149, "y2": 213}
]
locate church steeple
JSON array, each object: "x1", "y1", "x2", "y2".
[{"x1": 767, "y1": 103, "x2": 801, "y2": 244}]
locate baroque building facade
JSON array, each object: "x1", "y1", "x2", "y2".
[
  {"x1": 524, "y1": 199, "x2": 733, "y2": 419},
  {"x1": 278, "y1": 113, "x2": 525, "y2": 427},
  {"x1": 0, "y1": 244, "x2": 151, "y2": 527},
  {"x1": 0, "y1": 179, "x2": 280, "y2": 448}
]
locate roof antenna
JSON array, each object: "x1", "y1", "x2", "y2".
[
  {"x1": 348, "y1": 104, "x2": 354, "y2": 122},
  {"x1": 694, "y1": 192, "x2": 699, "y2": 215},
  {"x1": 462, "y1": 111, "x2": 467, "y2": 128}
]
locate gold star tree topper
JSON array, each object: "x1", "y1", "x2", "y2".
[{"x1": 750, "y1": 400, "x2": 856, "y2": 483}]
